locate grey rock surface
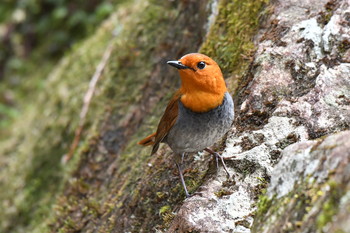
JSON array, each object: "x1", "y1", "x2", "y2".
[
  {"x1": 168, "y1": 0, "x2": 350, "y2": 232},
  {"x1": 254, "y1": 130, "x2": 350, "y2": 232}
]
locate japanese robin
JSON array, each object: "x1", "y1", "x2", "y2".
[{"x1": 138, "y1": 53, "x2": 234, "y2": 197}]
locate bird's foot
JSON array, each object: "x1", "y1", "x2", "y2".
[
  {"x1": 186, "y1": 191, "x2": 204, "y2": 198},
  {"x1": 204, "y1": 148, "x2": 230, "y2": 178}
]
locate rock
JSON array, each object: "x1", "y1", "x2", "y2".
[
  {"x1": 168, "y1": 0, "x2": 350, "y2": 232},
  {"x1": 253, "y1": 130, "x2": 350, "y2": 233}
]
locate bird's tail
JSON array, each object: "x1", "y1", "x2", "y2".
[{"x1": 138, "y1": 132, "x2": 156, "y2": 146}]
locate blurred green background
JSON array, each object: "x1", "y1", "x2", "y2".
[{"x1": 0, "y1": 0, "x2": 119, "y2": 134}]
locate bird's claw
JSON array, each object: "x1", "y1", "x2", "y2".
[
  {"x1": 208, "y1": 150, "x2": 230, "y2": 178},
  {"x1": 185, "y1": 191, "x2": 204, "y2": 198}
]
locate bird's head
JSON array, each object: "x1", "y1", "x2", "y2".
[{"x1": 167, "y1": 53, "x2": 227, "y2": 112}]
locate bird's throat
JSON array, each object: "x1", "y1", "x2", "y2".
[{"x1": 180, "y1": 91, "x2": 225, "y2": 112}]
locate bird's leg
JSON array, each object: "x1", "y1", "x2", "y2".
[
  {"x1": 215, "y1": 153, "x2": 219, "y2": 170},
  {"x1": 204, "y1": 148, "x2": 230, "y2": 178},
  {"x1": 175, "y1": 161, "x2": 190, "y2": 198}
]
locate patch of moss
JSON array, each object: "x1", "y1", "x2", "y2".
[
  {"x1": 200, "y1": 0, "x2": 269, "y2": 80},
  {"x1": 162, "y1": 212, "x2": 175, "y2": 228},
  {"x1": 231, "y1": 158, "x2": 261, "y2": 176},
  {"x1": 253, "y1": 171, "x2": 347, "y2": 232},
  {"x1": 214, "y1": 188, "x2": 233, "y2": 197},
  {"x1": 255, "y1": 190, "x2": 274, "y2": 216},
  {"x1": 254, "y1": 180, "x2": 315, "y2": 232},
  {"x1": 159, "y1": 205, "x2": 171, "y2": 215},
  {"x1": 316, "y1": 181, "x2": 343, "y2": 230}
]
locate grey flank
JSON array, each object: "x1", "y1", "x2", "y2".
[{"x1": 165, "y1": 92, "x2": 234, "y2": 154}]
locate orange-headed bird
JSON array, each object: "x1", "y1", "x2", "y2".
[{"x1": 138, "y1": 53, "x2": 234, "y2": 197}]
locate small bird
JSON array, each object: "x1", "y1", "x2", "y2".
[{"x1": 138, "y1": 53, "x2": 234, "y2": 197}]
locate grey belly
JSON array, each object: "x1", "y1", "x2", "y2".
[{"x1": 165, "y1": 92, "x2": 234, "y2": 154}]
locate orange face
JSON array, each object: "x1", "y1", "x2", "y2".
[
  {"x1": 167, "y1": 53, "x2": 227, "y2": 112},
  {"x1": 177, "y1": 53, "x2": 226, "y2": 95}
]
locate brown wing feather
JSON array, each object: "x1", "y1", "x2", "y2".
[
  {"x1": 138, "y1": 90, "x2": 181, "y2": 154},
  {"x1": 151, "y1": 90, "x2": 181, "y2": 154},
  {"x1": 137, "y1": 132, "x2": 156, "y2": 146}
]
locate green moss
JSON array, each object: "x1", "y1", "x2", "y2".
[
  {"x1": 255, "y1": 190, "x2": 274, "y2": 216},
  {"x1": 159, "y1": 205, "x2": 175, "y2": 228},
  {"x1": 162, "y1": 212, "x2": 175, "y2": 227},
  {"x1": 316, "y1": 181, "x2": 343, "y2": 230},
  {"x1": 156, "y1": 192, "x2": 167, "y2": 199},
  {"x1": 214, "y1": 188, "x2": 233, "y2": 197},
  {"x1": 253, "y1": 171, "x2": 348, "y2": 232},
  {"x1": 200, "y1": 0, "x2": 269, "y2": 80},
  {"x1": 159, "y1": 205, "x2": 171, "y2": 215}
]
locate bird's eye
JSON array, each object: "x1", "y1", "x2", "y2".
[{"x1": 197, "y1": 61, "x2": 206, "y2": 69}]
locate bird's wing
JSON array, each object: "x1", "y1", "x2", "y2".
[
  {"x1": 151, "y1": 90, "x2": 181, "y2": 154},
  {"x1": 138, "y1": 90, "x2": 181, "y2": 155}
]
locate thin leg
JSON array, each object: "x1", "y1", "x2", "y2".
[
  {"x1": 175, "y1": 162, "x2": 190, "y2": 198},
  {"x1": 181, "y1": 152, "x2": 185, "y2": 164},
  {"x1": 215, "y1": 154, "x2": 219, "y2": 170},
  {"x1": 204, "y1": 148, "x2": 230, "y2": 178}
]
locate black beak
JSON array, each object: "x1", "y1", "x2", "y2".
[{"x1": 167, "y1": 61, "x2": 189, "y2": 69}]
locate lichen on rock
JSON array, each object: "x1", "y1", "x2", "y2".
[
  {"x1": 253, "y1": 130, "x2": 350, "y2": 232},
  {"x1": 171, "y1": 0, "x2": 350, "y2": 232}
]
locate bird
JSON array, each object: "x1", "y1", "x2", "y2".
[{"x1": 138, "y1": 53, "x2": 234, "y2": 197}]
